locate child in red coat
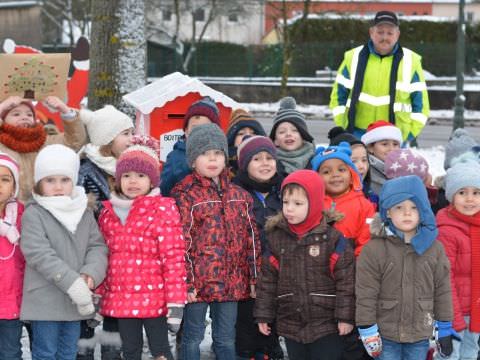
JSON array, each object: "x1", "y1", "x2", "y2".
[
  {"x1": 171, "y1": 123, "x2": 260, "y2": 360},
  {"x1": 0, "y1": 153, "x2": 24, "y2": 360},
  {"x1": 312, "y1": 142, "x2": 376, "y2": 257},
  {"x1": 98, "y1": 136, "x2": 186, "y2": 360}
]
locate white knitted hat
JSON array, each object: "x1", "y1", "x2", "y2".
[
  {"x1": 80, "y1": 105, "x2": 134, "y2": 146},
  {"x1": 34, "y1": 144, "x2": 80, "y2": 184}
]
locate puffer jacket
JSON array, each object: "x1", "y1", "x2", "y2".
[
  {"x1": 160, "y1": 138, "x2": 190, "y2": 196},
  {"x1": 171, "y1": 170, "x2": 260, "y2": 303},
  {"x1": 98, "y1": 193, "x2": 186, "y2": 318},
  {"x1": 78, "y1": 157, "x2": 112, "y2": 217},
  {"x1": 325, "y1": 189, "x2": 375, "y2": 257},
  {"x1": 356, "y1": 216, "x2": 453, "y2": 343},
  {"x1": 436, "y1": 206, "x2": 472, "y2": 331},
  {"x1": 0, "y1": 202, "x2": 24, "y2": 319},
  {"x1": 254, "y1": 213, "x2": 355, "y2": 344},
  {"x1": 368, "y1": 155, "x2": 387, "y2": 197}
]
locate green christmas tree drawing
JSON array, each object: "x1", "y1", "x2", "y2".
[{"x1": 6, "y1": 57, "x2": 58, "y2": 99}]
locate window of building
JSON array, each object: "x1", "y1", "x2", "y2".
[
  {"x1": 467, "y1": 12, "x2": 474, "y2": 22},
  {"x1": 194, "y1": 8, "x2": 205, "y2": 22},
  {"x1": 163, "y1": 9, "x2": 172, "y2": 21},
  {"x1": 228, "y1": 13, "x2": 238, "y2": 22}
]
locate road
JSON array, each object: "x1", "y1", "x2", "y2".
[{"x1": 255, "y1": 116, "x2": 480, "y2": 148}]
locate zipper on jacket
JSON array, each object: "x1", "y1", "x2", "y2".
[
  {"x1": 309, "y1": 293, "x2": 336, "y2": 297},
  {"x1": 277, "y1": 293, "x2": 294, "y2": 298}
]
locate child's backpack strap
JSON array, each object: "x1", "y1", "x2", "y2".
[{"x1": 329, "y1": 233, "x2": 348, "y2": 278}]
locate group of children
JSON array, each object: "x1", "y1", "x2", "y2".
[{"x1": 0, "y1": 92, "x2": 479, "y2": 360}]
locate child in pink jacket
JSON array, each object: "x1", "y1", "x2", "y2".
[
  {"x1": 98, "y1": 136, "x2": 186, "y2": 360},
  {"x1": 0, "y1": 152, "x2": 24, "y2": 360}
]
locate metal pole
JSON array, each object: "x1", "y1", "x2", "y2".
[{"x1": 453, "y1": 0, "x2": 466, "y2": 130}]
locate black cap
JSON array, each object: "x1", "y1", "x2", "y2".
[{"x1": 373, "y1": 11, "x2": 399, "y2": 26}]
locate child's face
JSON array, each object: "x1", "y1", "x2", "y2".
[
  {"x1": 185, "y1": 116, "x2": 212, "y2": 137},
  {"x1": 4, "y1": 104, "x2": 35, "y2": 128},
  {"x1": 111, "y1": 128, "x2": 134, "y2": 158},
  {"x1": 282, "y1": 187, "x2": 308, "y2": 225},
  {"x1": 193, "y1": 149, "x2": 226, "y2": 180},
  {"x1": 318, "y1": 158, "x2": 351, "y2": 197},
  {"x1": 367, "y1": 140, "x2": 400, "y2": 161},
  {"x1": 387, "y1": 199, "x2": 419, "y2": 238},
  {"x1": 452, "y1": 187, "x2": 480, "y2": 216},
  {"x1": 120, "y1": 171, "x2": 152, "y2": 199},
  {"x1": 0, "y1": 166, "x2": 15, "y2": 205},
  {"x1": 274, "y1": 122, "x2": 303, "y2": 151},
  {"x1": 234, "y1": 127, "x2": 255, "y2": 147},
  {"x1": 39, "y1": 176, "x2": 73, "y2": 197},
  {"x1": 351, "y1": 144, "x2": 369, "y2": 179},
  {"x1": 247, "y1": 151, "x2": 276, "y2": 183}
]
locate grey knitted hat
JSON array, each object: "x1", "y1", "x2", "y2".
[
  {"x1": 186, "y1": 123, "x2": 228, "y2": 167},
  {"x1": 269, "y1": 97, "x2": 314, "y2": 143},
  {"x1": 444, "y1": 128, "x2": 477, "y2": 169},
  {"x1": 445, "y1": 160, "x2": 480, "y2": 202}
]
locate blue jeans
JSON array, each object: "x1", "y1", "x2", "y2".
[
  {"x1": 181, "y1": 301, "x2": 238, "y2": 360},
  {"x1": 378, "y1": 338, "x2": 429, "y2": 360},
  {"x1": 31, "y1": 321, "x2": 81, "y2": 360},
  {"x1": 0, "y1": 319, "x2": 23, "y2": 360}
]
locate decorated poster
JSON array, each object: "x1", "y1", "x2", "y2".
[{"x1": 0, "y1": 53, "x2": 70, "y2": 101}]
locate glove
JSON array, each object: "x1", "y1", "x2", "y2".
[
  {"x1": 86, "y1": 294, "x2": 103, "y2": 328},
  {"x1": 0, "y1": 202, "x2": 19, "y2": 245},
  {"x1": 167, "y1": 306, "x2": 184, "y2": 333},
  {"x1": 67, "y1": 277, "x2": 94, "y2": 316},
  {"x1": 359, "y1": 324, "x2": 382, "y2": 358},
  {"x1": 435, "y1": 321, "x2": 461, "y2": 358}
]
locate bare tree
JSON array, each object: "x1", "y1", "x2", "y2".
[{"x1": 89, "y1": 0, "x2": 146, "y2": 114}]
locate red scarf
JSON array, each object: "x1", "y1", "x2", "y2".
[
  {"x1": 449, "y1": 206, "x2": 480, "y2": 332},
  {"x1": 281, "y1": 170, "x2": 324, "y2": 237},
  {"x1": 0, "y1": 123, "x2": 47, "y2": 153}
]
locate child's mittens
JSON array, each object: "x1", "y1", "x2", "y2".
[
  {"x1": 435, "y1": 321, "x2": 461, "y2": 358},
  {"x1": 0, "y1": 219, "x2": 19, "y2": 244},
  {"x1": 167, "y1": 306, "x2": 184, "y2": 333},
  {"x1": 359, "y1": 324, "x2": 382, "y2": 358},
  {"x1": 67, "y1": 277, "x2": 94, "y2": 316}
]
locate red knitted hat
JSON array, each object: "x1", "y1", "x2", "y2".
[
  {"x1": 183, "y1": 96, "x2": 220, "y2": 129},
  {"x1": 116, "y1": 135, "x2": 161, "y2": 188},
  {"x1": 360, "y1": 120, "x2": 402, "y2": 145}
]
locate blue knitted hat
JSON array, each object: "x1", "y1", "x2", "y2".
[{"x1": 379, "y1": 175, "x2": 437, "y2": 255}]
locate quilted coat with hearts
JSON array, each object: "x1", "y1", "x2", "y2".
[
  {"x1": 97, "y1": 194, "x2": 186, "y2": 318},
  {"x1": 171, "y1": 170, "x2": 261, "y2": 303}
]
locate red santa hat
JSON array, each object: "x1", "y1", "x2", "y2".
[{"x1": 361, "y1": 120, "x2": 403, "y2": 145}]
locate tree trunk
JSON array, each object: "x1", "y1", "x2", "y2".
[
  {"x1": 280, "y1": 0, "x2": 290, "y2": 97},
  {"x1": 89, "y1": 0, "x2": 146, "y2": 115}
]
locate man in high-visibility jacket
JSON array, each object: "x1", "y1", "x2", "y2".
[{"x1": 330, "y1": 11, "x2": 429, "y2": 142}]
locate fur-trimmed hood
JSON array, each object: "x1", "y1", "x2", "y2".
[
  {"x1": 265, "y1": 209, "x2": 344, "y2": 234},
  {"x1": 370, "y1": 213, "x2": 387, "y2": 237}
]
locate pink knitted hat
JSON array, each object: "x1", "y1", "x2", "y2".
[
  {"x1": 0, "y1": 152, "x2": 19, "y2": 197},
  {"x1": 115, "y1": 135, "x2": 161, "y2": 188}
]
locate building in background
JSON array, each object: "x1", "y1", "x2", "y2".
[{"x1": 0, "y1": 0, "x2": 42, "y2": 48}]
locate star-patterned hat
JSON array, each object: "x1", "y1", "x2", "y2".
[{"x1": 384, "y1": 149, "x2": 429, "y2": 181}]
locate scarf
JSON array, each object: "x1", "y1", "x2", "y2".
[
  {"x1": 33, "y1": 186, "x2": 88, "y2": 234},
  {"x1": 276, "y1": 142, "x2": 315, "y2": 175},
  {"x1": 110, "y1": 188, "x2": 161, "y2": 225},
  {"x1": 0, "y1": 122, "x2": 47, "y2": 153},
  {"x1": 82, "y1": 143, "x2": 117, "y2": 176},
  {"x1": 449, "y1": 206, "x2": 480, "y2": 332},
  {"x1": 347, "y1": 42, "x2": 404, "y2": 133},
  {"x1": 236, "y1": 170, "x2": 282, "y2": 194}
]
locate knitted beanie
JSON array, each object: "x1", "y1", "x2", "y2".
[
  {"x1": 360, "y1": 120, "x2": 403, "y2": 145},
  {"x1": 0, "y1": 100, "x2": 36, "y2": 121},
  {"x1": 80, "y1": 105, "x2": 134, "y2": 146},
  {"x1": 183, "y1": 96, "x2": 220, "y2": 129},
  {"x1": 0, "y1": 152, "x2": 20, "y2": 197},
  {"x1": 34, "y1": 144, "x2": 80, "y2": 184},
  {"x1": 445, "y1": 160, "x2": 480, "y2": 202},
  {"x1": 116, "y1": 135, "x2": 161, "y2": 188},
  {"x1": 384, "y1": 149, "x2": 429, "y2": 181},
  {"x1": 186, "y1": 123, "x2": 228, "y2": 167},
  {"x1": 226, "y1": 109, "x2": 266, "y2": 146},
  {"x1": 269, "y1": 97, "x2": 313, "y2": 143},
  {"x1": 327, "y1": 126, "x2": 363, "y2": 146},
  {"x1": 237, "y1": 135, "x2": 277, "y2": 172},
  {"x1": 444, "y1": 128, "x2": 477, "y2": 169}
]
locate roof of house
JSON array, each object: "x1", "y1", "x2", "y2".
[{"x1": 123, "y1": 71, "x2": 240, "y2": 114}]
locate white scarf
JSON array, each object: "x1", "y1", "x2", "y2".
[
  {"x1": 32, "y1": 186, "x2": 88, "y2": 234},
  {"x1": 110, "y1": 188, "x2": 161, "y2": 224},
  {"x1": 82, "y1": 143, "x2": 117, "y2": 176}
]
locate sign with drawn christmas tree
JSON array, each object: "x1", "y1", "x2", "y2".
[{"x1": 0, "y1": 53, "x2": 70, "y2": 101}]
